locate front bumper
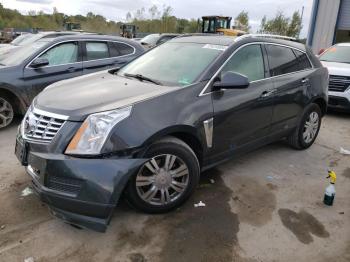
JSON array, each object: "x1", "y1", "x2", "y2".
[
  {"x1": 18, "y1": 136, "x2": 146, "y2": 232},
  {"x1": 328, "y1": 91, "x2": 350, "y2": 111}
]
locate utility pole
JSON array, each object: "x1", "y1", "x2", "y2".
[{"x1": 299, "y1": 6, "x2": 305, "y2": 39}]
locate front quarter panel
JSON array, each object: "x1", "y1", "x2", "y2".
[{"x1": 102, "y1": 82, "x2": 213, "y2": 156}]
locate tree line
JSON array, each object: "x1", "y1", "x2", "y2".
[{"x1": 0, "y1": 3, "x2": 303, "y2": 38}]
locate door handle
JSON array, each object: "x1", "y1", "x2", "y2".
[
  {"x1": 301, "y1": 78, "x2": 310, "y2": 84},
  {"x1": 260, "y1": 89, "x2": 276, "y2": 98},
  {"x1": 67, "y1": 67, "x2": 76, "y2": 73}
]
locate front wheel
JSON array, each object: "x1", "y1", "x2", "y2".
[
  {"x1": 125, "y1": 137, "x2": 200, "y2": 213},
  {"x1": 0, "y1": 96, "x2": 14, "y2": 129},
  {"x1": 287, "y1": 103, "x2": 322, "y2": 149}
]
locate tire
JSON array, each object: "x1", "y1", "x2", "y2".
[
  {"x1": 0, "y1": 95, "x2": 14, "y2": 129},
  {"x1": 287, "y1": 103, "x2": 322, "y2": 150},
  {"x1": 125, "y1": 136, "x2": 200, "y2": 213}
]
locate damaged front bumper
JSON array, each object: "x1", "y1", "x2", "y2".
[{"x1": 16, "y1": 135, "x2": 146, "y2": 232}]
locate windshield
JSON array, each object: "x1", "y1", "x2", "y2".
[
  {"x1": 0, "y1": 40, "x2": 50, "y2": 66},
  {"x1": 319, "y1": 45, "x2": 350, "y2": 64},
  {"x1": 118, "y1": 42, "x2": 226, "y2": 86},
  {"x1": 11, "y1": 34, "x2": 34, "y2": 46},
  {"x1": 141, "y1": 34, "x2": 160, "y2": 45}
]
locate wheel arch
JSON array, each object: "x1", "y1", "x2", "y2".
[
  {"x1": 311, "y1": 96, "x2": 327, "y2": 116},
  {"x1": 0, "y1": 85, "x2": 27, "y2": 114},
  {"x1": 140, "y1": 125, "x2": 205, "y2": 168}
]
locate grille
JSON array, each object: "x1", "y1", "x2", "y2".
[
  {"x1": 23, "y1": 108, "x2": 66, "y2": 143},
  {"x1": 329, "y1": 75, "x2": 350, "y2": 92},
  {"x1": 47, "y1": 176, "x2": 83, "y2": 195}
]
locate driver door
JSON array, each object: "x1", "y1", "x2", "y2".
[
  {"x1": 23, "y1": 41, "x2": 83, "y2": 102},
  {"x1": 210, "y1": 44, "x2": 275, "y2": 158}
]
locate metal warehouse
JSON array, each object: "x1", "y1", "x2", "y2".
[{"x1": 308, "y1": 0, "x2": 350, "y2": 53}]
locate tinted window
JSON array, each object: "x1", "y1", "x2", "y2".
[
  {"x1": 86, "y1": 42, "x2": 109, "y2": 60},
  {"x1": 109, "y1": 42, "x2": 134, "y2": 57},
  {"x1": 294, "y1": 50, "x2": 312, "y2": 71},
  {"x1": 266, "y1": 45, "x2": 299, "y2": 76},
  {"x1": 221, "y1": 44, "x2": 265, "y2": 82},
  {"x1": 39, "y1": 42, "x2": 78, "y2": 66}
]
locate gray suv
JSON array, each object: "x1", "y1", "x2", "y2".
[{"x1": 0, "y1": 34, "x2": 144, "y2": 129}]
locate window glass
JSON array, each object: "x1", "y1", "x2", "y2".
[
  {"x1": 221, "y1": 44, "x2": 265, "y2": 82},
  {"x1": 266, "y1": 45, "x2": 299, "y2": 76},
  {"x1": 0, "y1": 40, "x2": 50, "y2": 66},
  {"x1": 86, "y1": 42, "x2": 109, "y2": 60},
  {"x1": 319, "y1": 45, "x2": 350, "y2": 63},
  {"x1": 110, "y1": 42, "x2": 134, "y2": 57},
  {"x1": 118, "y1": 42, "x2": 224, "y2": 86},
  {"x1": 39, "y1": 42, "x2": 78, "y2": 66},
  {"x1": 294, "y1": 50, "x2": 312, "y2": 71},
  {"x1": 158, "y1": 36, "x2": 173, "y2": 45}
]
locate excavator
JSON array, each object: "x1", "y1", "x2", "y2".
[{"x1": 201, "y1": 16, "x2": 246, "y2": 36}]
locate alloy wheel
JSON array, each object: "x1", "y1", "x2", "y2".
[
  {"x1": 136, "y1": 154, "x2": 190, "y2": 206},
  {"x1": 0, "y1": 97, "x2": 14, "y2": 128},
  {"x1": 302, "y1": 111, "x2": 319, "y2": 143}
]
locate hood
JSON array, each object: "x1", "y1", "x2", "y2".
[
  {"x1": 35, "y1": 70, "x2": 177, "y2": 121},
  {"x1": 321, "y1": 61, "x2": 350, "y2": 77}
]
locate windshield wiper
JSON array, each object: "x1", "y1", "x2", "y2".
[{"x1": 124, "y1": 73, "x2": 163, "y2": 85}]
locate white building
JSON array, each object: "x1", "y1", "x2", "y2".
[{"x1": 308, "y1": 0, "x2": 350, "y2": 53}]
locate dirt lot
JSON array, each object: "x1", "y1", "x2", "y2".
[{"x1": 0, "y1": 112, "x2": 349, "y2": 262}]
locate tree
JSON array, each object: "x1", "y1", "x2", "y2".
[
  {"x1": 234, "y1": 11, "x2": 250, "y2": 32},
  {"x1": 259, "y1": 11, "x2": 302, "y2": 38},
  {"x1": 148, "y1": 5, "x2": 160, "y2": 20},
  {"x1": 287, "y1": 11, "x2": 302, "y2": 38},
  {"x1": 126, "y1": 12, "x2": 132, "y2": 22}
]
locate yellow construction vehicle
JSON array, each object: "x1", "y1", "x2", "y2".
[{"x1": 201, "y1": 16, "x2": 246, "y2": 36}]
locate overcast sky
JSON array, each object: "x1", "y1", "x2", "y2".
[{"x1": 0, "y1": 0, "x2": 313, "y2": 37}]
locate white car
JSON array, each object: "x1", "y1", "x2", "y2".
[{"x1": 319, "y1": 43, "x2": 350, "y2": 112}]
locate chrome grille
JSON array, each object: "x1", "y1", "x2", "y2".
[
  {"x1": 22, "y1": 108, "x2": 67, "y2": 143},
  {"x1": 329, "y1": 75, "x2": 350, "y2": 92}
]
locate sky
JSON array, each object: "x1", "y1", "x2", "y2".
[{"x1": 0, "y1": 0, "x2": 314, "y2": 37}]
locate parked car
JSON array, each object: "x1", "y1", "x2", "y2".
[
  {"x1": 319, "y1": 43, "x2": 350, "y2": 112},
  {"x1": 0, "y1": 31, "x2": 83, "y2": 55},
  {"x1": 0, "y1": 34, "x2": 144, "y2": 128},
  {"x1": 15, "y1": 34, "x2": 328, "y2": 232},
  {"x1": 140, "y1": 33, "x2": 179, "y2": 48}
]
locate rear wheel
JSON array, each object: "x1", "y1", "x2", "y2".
[
  {"x1": 0, "y1": 96, "x2": 14, "y2": 129},
  {"x1": 287, "y1": 103, "x2": 322, "y2": 149},
  {"x1": 125, "y1": 137, "x2": 200, "y2": 213}
]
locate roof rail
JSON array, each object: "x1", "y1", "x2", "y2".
[{"x1": 235, "y1": 34, "x2": 297, "y2": 42}]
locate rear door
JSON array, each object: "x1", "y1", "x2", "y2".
[
  {"x1": 211, "y1": 44, "x2": 274, "y2": 158},
  {"x1": 23, "y1": 41, "x2": 83, "y2": 102},
  {"x1": 265, "y1": 44, "x2": 313, "y2": 133},
  {"x1": 82, "y1": 41, "x2": 111, "y2": 74},
  {"x1": 108, "y1": 41, "x2": 136, "y2": 67},
  {"x1": 82, "y1": 41, "x2": 136, "y2": 74}
]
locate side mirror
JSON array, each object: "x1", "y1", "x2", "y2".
[
  {"x1": 213, "y1": 71, "x2": 249, "y2": 90},
  {"x1": 318, "y1": 48, "x2": 325, "y2": 55},
  {"x1": 30, "y1": 57, "x2": 49, "y2": 68}
]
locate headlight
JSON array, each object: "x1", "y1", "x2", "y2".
[{"x1": 65, "y1": 106, "x2": 132, "y2": 155}]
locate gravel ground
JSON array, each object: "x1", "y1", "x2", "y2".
[{"x1": 0, "y1": 112, "x2": 349, "y2": 262}]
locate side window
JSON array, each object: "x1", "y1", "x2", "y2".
[
  {"x1": 266, "y1": 45, "x2": 299, "y2": 76},
  {"x1": 85, "y1": 42, "x2": 109, "y2": 61},
  {"x1": 109, "y1": 42, "x2": 134, "y2": 57},
  {"x1": 38, "y1": 42, "x2": 78, "y2": 66},
  {"x1": 221, "y1": 44, "x2": 265, "y2": 82},
  {"x1": 294, "y1": 50, "x2": 312, "y2": 71}
]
